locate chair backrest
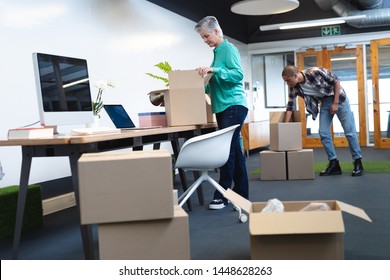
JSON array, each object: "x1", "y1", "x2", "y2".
[{"x1": 175, "y1": 124, "x2": 239, "y2": 170}]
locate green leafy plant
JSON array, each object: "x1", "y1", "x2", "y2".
[{"x1": 145, "y1": 61, "x2": 172, "y2": 87}]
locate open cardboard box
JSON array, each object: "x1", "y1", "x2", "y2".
[
  {"x1": 148, "y1": 71, "x2": 214, "y2": 126},
  {"x1": 164, "y1": 70, "x2": 213, "y2": 126},
  {"x1": 225, "y1": 189, "x2": 372, "y2": 260}
]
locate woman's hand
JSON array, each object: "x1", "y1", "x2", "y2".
[{"x1": 196, "y1": 67, "x2": 213, "y2": 77}]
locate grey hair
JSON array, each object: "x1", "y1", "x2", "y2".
[{"x1": 195, "y1": 16, "x2": 223, "y2": 38}]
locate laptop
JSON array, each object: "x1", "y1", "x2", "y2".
[{"x1": 103, "y1": 104, "x2": 161, "y2": 130}]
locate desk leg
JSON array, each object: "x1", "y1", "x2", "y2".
[
  {"x1": 12, "y1": 147, "x2": 32, "y2": 259},
  {"x1": 387, "y1": 112, "x2": 390, "y2": 138},
  {"x1": 171, "y1": 139, "x2": 192, "y2": 210},
  {"x1": 69, "y1": 153, "x2": 95, "y2": 260}
]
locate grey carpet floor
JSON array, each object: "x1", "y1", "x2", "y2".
[{"x1": 0, "y1": 147, "x2": 389, "y2": 260}]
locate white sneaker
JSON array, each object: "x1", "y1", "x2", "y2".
[{"x1": 209, "y1": 199, "x2": 226, "y2": 210}]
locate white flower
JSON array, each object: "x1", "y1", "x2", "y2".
[
  {"x1": 94, "y1": 80, "x2": 115, "y2": 90},
  {"x1": 92, "y1": 80, "x2": 116, "y2": 117}
]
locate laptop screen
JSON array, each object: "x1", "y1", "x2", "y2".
[{"x1": 103, "y1": 105, "x2": 136, "y2": 129}]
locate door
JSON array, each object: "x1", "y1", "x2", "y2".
[
  {"x1": 370, "y1": 38, "x2": 390, "y2": 148},
  {"x1": 296, "y1": 46, "x2": 366, "y2": 148}
]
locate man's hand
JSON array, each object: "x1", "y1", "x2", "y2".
[
  {"x1": 330, "y1": 103, "x2": 338, "y2": 115},
  {"x1": 283, "y1": 111, "x2": 293, "y2": 122}
]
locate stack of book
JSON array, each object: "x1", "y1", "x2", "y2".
[{"x1": 8, "y1": 127, "x2": 54, "y2": 139}]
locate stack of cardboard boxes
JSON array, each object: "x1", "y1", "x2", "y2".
[
  {"x1": 260, "y1": 111, "x2": 314, "y2": 180},
  {"x1": 78, "y1": 150, "x2": 190, "y2": 260}
]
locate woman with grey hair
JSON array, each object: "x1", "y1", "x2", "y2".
[{"x1": 195, "y1": 16, "x2": 249, "y2": 210}]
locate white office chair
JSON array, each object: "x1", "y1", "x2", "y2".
[{"x1": 175, "y1": 124, "x2": 248, "y2": 223}]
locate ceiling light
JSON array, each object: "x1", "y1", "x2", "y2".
[
  {"x1": 259, "y1": 15, "x2": 366, "y2": 31},
  {"x1": 330, "y1": 57, "x2": 357, "y2": 61},
  {"x1": 63, "y1": 78, "x2": 89, "y2": 89},
  {"x1": 231, "y1": 0, "x2": 299, "y2": 16}
]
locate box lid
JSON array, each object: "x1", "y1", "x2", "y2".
[
  {"x1": 334, "y1": 200, "x2": 372, "y2": 222},
  {"x1": 225, "y1": 189, "x2": 253, "y2": 214},
  {"x1": 169, "y1": 70, "x2": 213, "y2": 89}
]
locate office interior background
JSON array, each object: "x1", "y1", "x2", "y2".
[{"x1": 0, "y1": 0, "x2": 389, "y2": 190}]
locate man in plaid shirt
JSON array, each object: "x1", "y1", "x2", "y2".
[{"x1": 282, "y1": 65, "x2": 363, "y2": 177}]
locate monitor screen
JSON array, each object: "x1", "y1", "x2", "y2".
[{"x1": 33, "y1": 52, "x2": 94, "y2": 128}]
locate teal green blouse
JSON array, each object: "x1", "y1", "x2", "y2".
[{"x1": 206, "y1": 39, "x2": 247, "y2": 113}]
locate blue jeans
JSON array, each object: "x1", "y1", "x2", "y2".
[
  {"x1": 213, "y1": 105, "x2": 249, "y2": 202},
  {"x1": 319, "y1": 96, "x2": 362, "y2": 161}
]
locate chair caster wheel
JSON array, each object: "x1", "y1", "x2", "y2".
[{"x1": 239, "y1": 214, "x2": 248, "y2": 223}]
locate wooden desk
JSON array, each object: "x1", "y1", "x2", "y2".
[{"x1": 0, "y1": 124, "x2": 217, "y2": 259}]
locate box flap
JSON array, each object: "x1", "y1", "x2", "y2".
[
  {"x1": 169, "y1": 70, "x2": 203, "y2": 89},
  {"x1": 203, "y1": 73, "x2": 213, "y2": 85},
  {"x1": 269, "y1": 111, "x2": 302, "y2": 124},
  {"x1": 335, "y1": 201, "x2": 372, "y2": 222},
  {"x1": 291, "y1": 110, "x2": 302, "y2": 122},
  {"x1": 224, "y1": 189, "x2": 252, "y2": 213},
  {"x1": 269, "y1": 111, "x2": 285, "y2": 124},
  {"x1": 249, "y1": 211, "x2": 345, "y2": 235},
  {"x1": 205, "y1": 94, "x2": 211, "y2": 105}
]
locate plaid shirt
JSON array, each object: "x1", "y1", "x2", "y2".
[{"x1": 286, "y1": 67, "x2": 347, "y2": 120}]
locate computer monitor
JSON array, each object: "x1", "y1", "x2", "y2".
[{"x1": 32, "y1": 52, "x2": 94, "y2": 130}]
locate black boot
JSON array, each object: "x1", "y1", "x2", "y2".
[
  {"x1": 320, "y1": 159, "x2": 342, "y2": 176},
  {"x1": 352, "y1": 158, "x2": 364, "y2": 177}
]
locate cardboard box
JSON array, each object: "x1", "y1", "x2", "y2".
[
  {"x1": 224, "y1": 189, "x2": 372, "y2": 260},
  {"x1": 98, "y1": 205, "x2": 190, "y2": 260},
  {"x1": 242, "y1": 121, "x2": 270, "y2": 151},
  {"x1": 287, "y1": 149, "x2": 314, "y2": 180},
  {"x1": 205, "y1": 94, "x2": 216, "y2": 123},
  {"x1": 259, "y1": 150, "x2": 287, "y2": 180},
  {"x1": 173, "y1": 189, "x2": 178, "y2": 205},
  {"x1": 138, "y1": 112, "x2": 167, "y2": 127},
  {"x1": 269, "y1": 111, "x2": 302, "y2": 151},
  {"x1": 164, "y1": 70, "x2": 211, "y2": 126},
  {"x1": 78, "y1": 150, "x2": 174, "y2": 224}
]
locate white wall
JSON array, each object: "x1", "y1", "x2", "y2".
[{"x1": 0, "y1": 0, "x2": 249, "y2": 187}]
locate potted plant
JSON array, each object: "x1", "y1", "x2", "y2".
[{"x1": 145, "y1": 61, "x2": 172, "y2": 106}]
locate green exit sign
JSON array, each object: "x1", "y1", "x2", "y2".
[{"x1": 321, "y1": 26, "x2": 341, "y2": 36}]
